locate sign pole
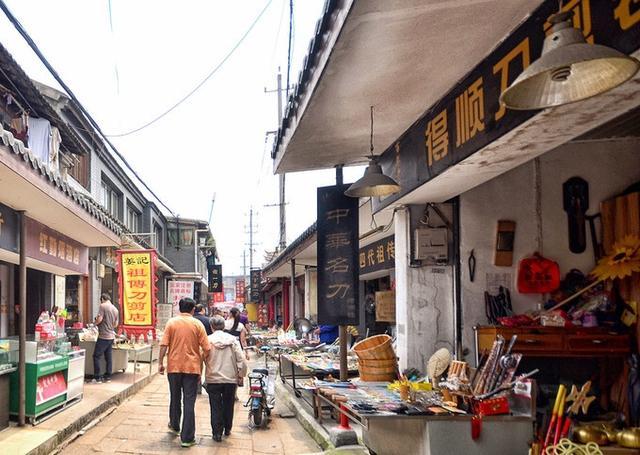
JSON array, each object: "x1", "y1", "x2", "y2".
[
  {"x1": 17, "y1": 211, "x2": 26, "y2": 426},
  {"x1": 334, "y1": 165, "x2": 349, "y2": 382}
]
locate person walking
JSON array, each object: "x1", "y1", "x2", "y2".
[
  {"x1": 193, "y1": 304, "x2": 212, "y2": 336},
  {"x1": 159, "y1": 298, "x2": 210, "y2": 448},
  {"x1": 204, "y1": 315, "x2": 247, "y2": 442},
  {"x1": 92, "y1": 293, "x2": 119, "y2": 383},
  {"x1": 225, "y1": 307, "x2": 249, "y2": 359}
]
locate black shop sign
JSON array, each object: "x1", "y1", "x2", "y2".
[
  {"x1": 0, "y1": 202, "x2": 19, "y2": 254},
  {"x1": 359, "y1": 235, "x2": 395, "y2": 275},
  {"x1": 317, "y1": 185, "x2": 359, "y2": 326},
  {"x1": 250, "y1": 269, "x2": 262, "y2": 302},
  {"x1": 208, "y1": 264, "x2": 223, "y2": 293},
  {"x1": 375, "y1": 0, "x2": 640, "y2": 211}
]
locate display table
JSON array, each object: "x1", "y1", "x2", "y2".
[
  {"x1": 360, "y1": 414, "x2": 533, "y2": 455},
  {"x1": 79, "y1": 341, "x2": 129, "y2": 376}
]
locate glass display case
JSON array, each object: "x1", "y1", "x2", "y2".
[
  {"x1": 7, "y1": 335, "x2": 66, "y2": 363},
  {"x1": 0, "y1": 338, "x2": 18, "y2": 373}
]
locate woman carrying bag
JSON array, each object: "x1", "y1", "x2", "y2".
[{"x1": 204, "y1": 315, "x2": 248, "y2": 442}]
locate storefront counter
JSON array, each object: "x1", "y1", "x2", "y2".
[
  {"x1": 0, "y1": 367, "x2": 16, "y2": 431},
  {"x1": 360, "y1": 413, "x2": 533, "y2": 455}
]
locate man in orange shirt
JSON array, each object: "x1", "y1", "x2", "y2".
[{"x1": 159, "y1": 297, "x2": 210, "y2": 448}]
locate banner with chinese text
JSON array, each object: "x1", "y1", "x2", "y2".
[
  {"x1": 250, "y1": 269, "x2": 262, "y2": 302},
  {"x1": 117, "y1": 249, "x2": 157, "y2": 338},
  {"x1": 235, "y1": 279, "x2": 245, "y2": 303},
  {"x1": 374, "y1": 0, "x2": 640, "y2": 212},
  {"x1": 208, "y1": 264, "x2": 223, "y2": 293},
  {"x1": 359, "y1": 235, "x2": 395, "y2": 275},
  {"x1": 167, "y1": 281, "x2": 194, "y2": 316},
  {"x1": 317, "y1": 185, "x2": 359, "y2": 325}
]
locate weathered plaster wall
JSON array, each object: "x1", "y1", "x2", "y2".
[
  {"x1": 395, "y1": 207, "x2": 455, "y2": 371},
  {"x1": 460, "y1": 140, "x2": 640, "y2": 362}
]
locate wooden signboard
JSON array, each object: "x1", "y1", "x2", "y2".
[{"x1": 375, "y1": 290, "x2": 396, "y2": 322}]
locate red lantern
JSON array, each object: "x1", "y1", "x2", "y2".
[{"x1": 517, "y1": 253, "x2": 560, "y2": 294}]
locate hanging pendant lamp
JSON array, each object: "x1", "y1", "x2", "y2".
[
  {"x1": 500, "y1": 11, "x2": 640, "y2": 110},
  {"x1": 345, "y1": 107, "x2": 400, "y2": 198}
]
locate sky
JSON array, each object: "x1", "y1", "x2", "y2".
[{"x1": 0, "y1": 0, "x2": 364, "y2": 276}]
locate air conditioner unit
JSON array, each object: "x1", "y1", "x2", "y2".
[{"x1": 414, "y1": 227, "x2": 448, "y2": 264}]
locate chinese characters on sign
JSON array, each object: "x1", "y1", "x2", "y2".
[
  {"x1": 359, "y1": 235, "x2": 395, "y2": 275},
  {"x1": 167, "y1": 280, "x2": 194, "y2": 316},
  {"x1": 208, "y1": 264, "x2": 223, "y2": 293},
  {"x1": 250, "y1": 269, "x2": 262, "y2": 302},
  {"x1": 317, "y1": 185, "x2": 359, "y2": 326},
  {"x1": 235, "y1": 279, "x2": 246, "y2": 303},
  {"x1": 118, "y1": 250, "x2": 157, "y2": 334},
  {"x1": 25, "y1": 217, "x2": 88, "y2": 274},
  {"x1": 376, "y1": 0, "x2": 640, "y2": 212}
]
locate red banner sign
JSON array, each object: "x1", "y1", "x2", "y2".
[
  {"x1": 36, "y1": 371, "x2": 67, "y2": 405},
  {"x1": 117, "y1": 249, "x2": 158, "y2": 339},
  {"x1": 235, "y1": 279, "x2": 245, "y2": 303}
]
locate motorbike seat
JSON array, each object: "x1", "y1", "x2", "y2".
[{"x1": 252, "y1": 368, "x2": 269, "y2": 376}]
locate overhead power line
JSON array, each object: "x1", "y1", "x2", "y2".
[
  {"x1": 106, "y1": 0, "x2": 274, "y2": 138},
  {"x1": 0, "y1": 0, "x2": 176, "y2": 216}
]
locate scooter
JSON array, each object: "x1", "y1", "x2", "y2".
[{"x1": 245, "y1": 346, "x2": 276, "y2": 427}]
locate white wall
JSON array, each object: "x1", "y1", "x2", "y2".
[
  {"x1": 460, "y1": 140, "x2": 640, "y2": 361},
  {"x1": 395, "y1": 208, "x2": 455, "y2": 371}
]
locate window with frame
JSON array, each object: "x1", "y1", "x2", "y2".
[
  {"x1": 166, "y1": 228, "x2": 193, "y2": 247},
  {"x1": 101, "y1": 180, "x2": 122, "y2": 220},
  {"x1": 127, "y1": 205, "x2": 140, "y2": 233},
  {"x1": 152, "y1": 223, "x2": 163, "y2": 252},
  {"x1": 67, "y1": 153, "x2": 89, "y2": 189}
]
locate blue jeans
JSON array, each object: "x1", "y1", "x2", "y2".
[{"x1": 93, "y1": 338, "x2": 113, "y2": 379}]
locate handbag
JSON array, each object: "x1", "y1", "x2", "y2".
[{"x1": 231, "y1": 344, "x2": 244, "y2": 387}]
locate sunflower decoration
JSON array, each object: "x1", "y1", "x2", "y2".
[{"x1": 591, "y1": 235, "x2": 640, "y2": 281}]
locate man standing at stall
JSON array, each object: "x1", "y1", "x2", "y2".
[
  {"x1": 93, "y1": 293, "x2": 119, "y2": 383},
  {"x1": 159, "y1": 297, "x2": 210, "y2": 448}
]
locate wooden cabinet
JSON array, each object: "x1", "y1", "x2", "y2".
[{"x1": 474, "y1": 326, "x2": 631, "y2": 359}]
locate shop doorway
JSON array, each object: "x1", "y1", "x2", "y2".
[{"x1": 18, "y1": 269, "x2": 47, "y2": 334}]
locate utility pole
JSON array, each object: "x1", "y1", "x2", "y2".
[
  {"x1": 277, "y1": 71, "x2": 287, "y2": 251},
  {"x1": 249, "y1": 208, "x2": 254, "y2": 271},
  {"x1": 265, "y1": 69, "x2": 287, "y2": 252}
]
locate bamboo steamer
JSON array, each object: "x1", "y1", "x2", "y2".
[{"x1": 352, "y1": 335, "x2": 395, "y2": 361}]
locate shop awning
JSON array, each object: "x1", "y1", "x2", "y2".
[{"x1": 272, "y1": 0, "x2": 544, "y2": 173}]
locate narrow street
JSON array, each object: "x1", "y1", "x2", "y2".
[{"x1": 58, "y1": 373, "x2": 321, "y2": 455}]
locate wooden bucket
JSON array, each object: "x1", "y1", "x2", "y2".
[
  {"x1": 358, "y1": 362, "x2": 399, "y2": 382},
  {"x1": 358, "y1": 358, "x2": 398, "y2": 368},
  {"x1": 352, "y1": 335, "x2": 395, "y2": 361}
]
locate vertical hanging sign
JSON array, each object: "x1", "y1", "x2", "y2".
[
  {"x1": 317, "y1": 185, "x2": 359, "y2": 325},
  {"x1": 117, "y1": 249, "x2": 157, "y2": 338},
  {"x1": 208, "y1": 264, "x2": 223, "y2": 293},
  {"x1": 250, "y1": 269, "x2": 262, "y2": 302}
]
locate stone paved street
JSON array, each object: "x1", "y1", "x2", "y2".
[{"x1": 59, "y1": 374, "x2": 321, "y2": 455}]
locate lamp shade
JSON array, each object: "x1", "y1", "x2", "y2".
[
  {"x1": 344, "y1": 160, "x2": 400, "y2": 198},
  {"x1": 500, "y1": 12, "x2": 640, "y2": 110}
]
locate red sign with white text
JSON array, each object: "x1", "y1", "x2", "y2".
[{"x1": 36, "y1": 371, "x2": 67, "y2": 405}]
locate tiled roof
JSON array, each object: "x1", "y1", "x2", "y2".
[
  {"x1": 263, "y1": 222, "x2": 317, "y2": 275},
  {"x1": 0, "y1": 122, "x2": 125, "y2": 235}
]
